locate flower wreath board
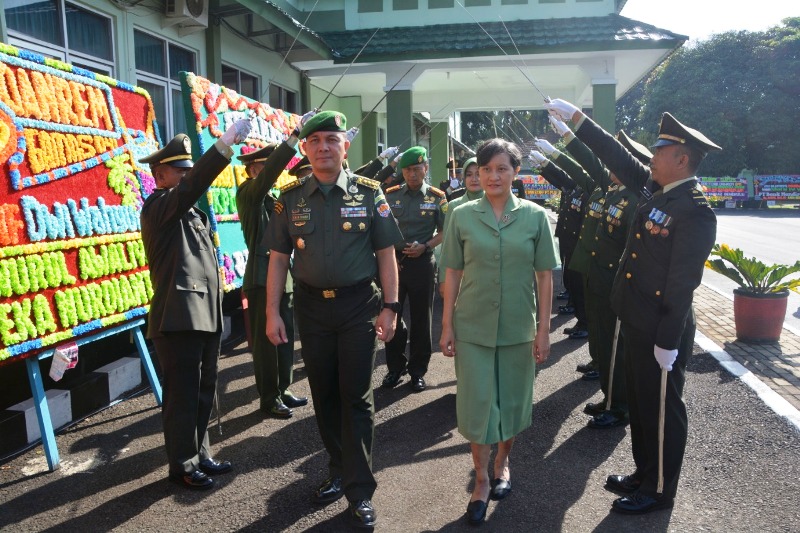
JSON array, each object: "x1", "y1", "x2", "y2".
[
  {"x1": 0, "y1": 43, "x2": 163, "y2": 366},
  {"x1": 178, "y1": 72, "x2": 302, "y2": 293}
]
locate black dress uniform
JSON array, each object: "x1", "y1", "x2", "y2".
[
  {"x1": 383, "y1": 179, "x2": 447, "y2": 384},
  {"x1": 236, "y1": 142, "x2": 301, "y2": 416},
  {"x1": 267, "y1": 167, "x2": 403, "y2": 503},
  {"x1": 575, "y1": 112, "x2": 720, "y2": 508},
  {"x1": 140, "y1": 133, "x2": 237, "y2": 487}
]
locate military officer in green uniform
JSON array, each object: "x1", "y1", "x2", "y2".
[
  {"x1": 236, "y1": 122, "x2": 312, "y2": 419},
  {"x1": 382, "y1": 146, "x2": 448, "y2": 392},
  {"x1": 547, "y1": 99, "x2": 720, "y2": 514},
  {"x1": 140, "y1": 119, "x2": 251, "y2": 490},
  {"x1": 264, "y1": 111, "x2": 403, "y2": 529}
]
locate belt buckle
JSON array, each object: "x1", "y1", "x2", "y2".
[{"x1": 322, "y1": 289, "x2": 336, "y2": 299}]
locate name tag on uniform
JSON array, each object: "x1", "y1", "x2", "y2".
[
  {"x1": 341, "y1": 207, "x2": 367, "y2": 218},
  {"x1": 291, "y1": 213, "x2": 311, "y2": 222},
  {"x1": 419, "y1": 203, "x2": 437, "y2": 210}
]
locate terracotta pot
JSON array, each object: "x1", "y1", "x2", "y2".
[{"x1": 732, "y1": 288, "x2": 789, "y2": 343}]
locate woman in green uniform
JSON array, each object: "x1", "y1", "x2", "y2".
[{"x1": 439, "y1": 139, "x2": 559, "y2": 524}]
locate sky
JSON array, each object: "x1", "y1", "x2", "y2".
[{"x1": 620, "y1": 0, "x2": 798, "y2": 41}]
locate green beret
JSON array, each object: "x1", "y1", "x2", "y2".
[
  {"x1": 398, "y1": 146, "x2": 428, "y2": 169},
  {"x1": 298, "y1": 110, "x2": 347, "y2": 140}
]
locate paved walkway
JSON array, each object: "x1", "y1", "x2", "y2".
[{"x1": 694, "y1": 283, "x2": 800, "y2": 412}]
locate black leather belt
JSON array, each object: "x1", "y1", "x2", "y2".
[{"x1": 296, "y1": 278, "x2": 372, "y2": 299}]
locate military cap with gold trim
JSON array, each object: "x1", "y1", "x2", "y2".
[
  {"x1": 398, "y1": 146, "x2": 428, "y2": 170},
  {"x1": 651, "y1": 112, "x2": 722, "y2": 155},
  {"x1": 298, "y1": 110, "x2": 347, "y2": 140},
  {"x1": 140, "y1": 133, "x2": 194, "y2": 168},
  {"x1": 288, "y1": 155, "x2": 312, "y2": 177},
  {"x1": 238, "y1": 143, "x2": 278, "y2": 164},
  {"x1": 617, "y1": 130, "x2": 653, "y2": 165}
]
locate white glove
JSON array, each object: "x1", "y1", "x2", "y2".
[
  {"x1": 549, "y1": 115, "x2": 571, "y2": 137},
  {"x1": 529, "y1": 150, "x2": 548, "y2": 166},
  {"x1": 300, "y1": 109, "x2": 317, "y2": 126},
  {"x1": 380, "y1": 146, "x2": 399, "y2": 160},
  {"x1": 346, "y1": 127, "x2": 359, "y2": 142},
  {"x1": 393, "y1": 152, "x2": 404, "y2": 164},
  {"x1": 534, "y1": 138, "x2": 557, "y2": 156},
  {"x1": 544, "y1": 98, "x2": 580, "y2": 122},
  {"x1": 654, "y1": 345, "x2": 678, "y2": 372},
  {"x1": 449, "y1": 177, "x2": 460, "y2": 189},
  {"x1": 220, "y1": 118, "x2": 252, "y2": 145}
]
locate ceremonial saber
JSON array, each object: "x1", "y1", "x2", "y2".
[
  {"x1": 657, "y1": 368, "x2": 667, "y2": 494},
  {"x1": 473, "y1": 72, "x2": 536, "y2": 141},
  {"x1": 318, "y1": 27, "x2": 381, "y2": 110},
  {"x1": 456, "y1": 0, "x2": 550, "y2": 101},
  {"x1": 351, "y1": 64, "x2": 416, "y2": 131},
  {"x1": 605, "y1": 318, "x2": 621, "y2": 411}
]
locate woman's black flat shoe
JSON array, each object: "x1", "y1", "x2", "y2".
[
  {"x1": 490, "y1": 478, "x2": 512, "y2": 500},
  {"x1": 466, "y1": 498, "x2": 489, "y2": 524}
]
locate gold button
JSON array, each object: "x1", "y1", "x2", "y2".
[
  {"x1": 193, "y1": 283, "x2": 197, "y2": 289},
  {"x1": 608, "y1": 263, "x2": 613, "y2": 268},
  {"x1": 656, "y1": 290, "x2": 661, "y2": 296},
  {"x1": 595, "y1": 236, "x2": 599, "y2": 241},
  {"x1": 636, "y1": 233, "x2": 641, "y2": 239},
  {"x1": 626, "y1": 273, "x2": 632, "y2": 279},
  {"x1": 632, "y1": 253, "x2": 637, "y2": 259},
  {"x1": 591, "y1": 251, "x2": 596, "y2": 256}
]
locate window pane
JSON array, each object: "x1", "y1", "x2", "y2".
[
  {"x1": 172, "y1": 87, "x2": 188, "y2": 138},
  {"x1": 285, "y1": 90, "x2": 297, "y2": 114},
  {"x1": 138, "y1": 80, "x2": 167, "y2": 143},
  {"x1": 240, "y1": 72, "x2": 258, "y2": 100},
  {"x1": 221, "y1": 65, "x2": 238, "y2": 91},
  {"x1": 5, "y1": 0, "x2": 63, "y2": 46},
  {"x1": 169, "y1": 44, "x2": 195, "y2": 82},
  {"x1": 65, "y1": 3, "x2": 112, "y2": 61},
  {"x1": 269, "y1": 84, "x2": 281, "y2": 109},
  {"x1": 135, "y1": 30, "x2": 165, "y2": 76},
  {"x1": 71, "y1": 59, "x2": 112, "y2": 77}
]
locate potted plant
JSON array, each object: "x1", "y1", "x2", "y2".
[{"x1": 705, "y1": 244, "x2": 800, "y2": 342}]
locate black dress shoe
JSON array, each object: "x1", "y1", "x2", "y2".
[
  {"x1": 612, "y1": 492, "x2": 674, "y2": 514},
  {"x1": 169, "y1": 470, "x2": 214, "y2": 490},
  {"x1": 563, "y1": 326, "x2": 575, "y2": 335},
  {"x1": 605, "y1": 474, "x2": 641, "y2": 494},
  {"x1": 557, "y1": 290, "x2": 570, "y2": 300},
  {"x1": 269, "y1": 400, "x2": 293, "y2": 419},
  {"x1": 581, "y1": 370, "x2": 600, "y2": 381},
  {"x1": 583, "y1": 401, "x2": 607, "y2": 416},
  {"x1": 381, "y1": 370, "x2": 405, "y2": 388},
  {"x1": 558, "y1": 305, "x2": 575, "y2": 315},
  {"x1": 576, "y1": 362, "x2": 596, "y2": 373},
  {"x1": 466, "y1": 498, "x2": 489, "y2": 524},
  {"x1": 281, "y1": 393, "x2": 308, "y2": 408},
  {"x1": 588, "y1": 411, "x2": 629, "y2": 429},
  {"x1": 568, "y1": 329, "x2": 589, "y2": 339},
  {"x1": 410, "y1": 375, "x2": 426, "y2": 392},
  {"x1": 490, "y1": 479, "x2": 511, "y2": 501},
  {"x1": 313, "y1": 476, "x2": 343, "y2": 504},
  {"x1": 348, "y1": 499, "x2": 377, "y2": 528},
  {"x1": 199, "y1": 458, "x2": 232, "y2": 475}
]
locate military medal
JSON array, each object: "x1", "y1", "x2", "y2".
[
  {"x1": 296, "y1": 238, "x2": 305, "y2": 249},
  {"x1": 660, "y1": 228, "x2": 670, "y2": 237},
  {"x1": 359, "y1": 222, "x2": 366, "y2": 230},
  {"x1": 645, "y1": 220, "x2": 653, "y2": 230},
  {"x1": 343, "y1": 222, "x2": 352, "y2": 230},
  {"x1": 650, "y1": 225, "x2": 661, "y2": 235}
]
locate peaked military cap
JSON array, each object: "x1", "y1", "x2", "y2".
[
  {"x1": 288, "y1": 155, "x2": 312, "y2": 177},
  {"x1": 445, "y1": 159, "x2": 460, "y2": 169},
  {"x1": 140, "y1": 133, "x2": 194, "y2": 168},
  {"x1": 398, "y1": 146, "x2": 428, "y2": 170},
  {"x1": 238, "y1": 143, "x2": 278, "y2": 164},
  {"x1": 651, "y1": 112, "x2": 722, "y2": 155},
  {"x1": 617, "y1": 130, "x2": 653, "y2": 165},
  {"x1": 298, "y1": 110, "x2": 347, "y2": 140}
]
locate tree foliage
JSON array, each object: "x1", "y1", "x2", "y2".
[{"x1": 617, "y1": 17, "x2": 800, "y2": 176}]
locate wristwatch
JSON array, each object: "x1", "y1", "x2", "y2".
[{"x1": 383, "y1": 301, "x2": 402, "y2": 314}]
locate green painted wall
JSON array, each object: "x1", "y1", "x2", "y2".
[{"x1": 592, "y1": 83, "x2": 616, "y2": 132}]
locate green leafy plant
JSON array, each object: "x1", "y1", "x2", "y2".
[{"x1": 705, "y1": 243, "x2": 800, "y2": 294}]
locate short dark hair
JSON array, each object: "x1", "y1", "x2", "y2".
[
  {"x1": 476, "y1": 138, "x2": 522, "y2": 169},
  {"x1": 676, "y1": 144, "x2": 705, "y2": 174}
]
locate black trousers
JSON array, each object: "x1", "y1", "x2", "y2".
[
  {"x1": 385, "y1": 252, "x2": 435, "y2": 377},
  {"x1": 586, "y1": 286, "x2": 627, "y2": 414},
  {"x1": 622, "y1": 310, "x2": 694, "y2": 499},
  {"x1": 245, "y1": 288, "x2": 295, "y2": 410},
  {"x1": 294, "y1": 281, "x2": 381, "y2": 502},
  {"x1": 562, "y1": 251, "x2": 587, "y2": 329},
  {"x1": 153, "y1": 330, "x2": 220, "y2": 475}
]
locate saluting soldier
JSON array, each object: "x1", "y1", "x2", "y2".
[
  {"x1": 140, "y1": 119, "x2": 251, "y2": 490},
  {"x1": 546, "y1": 99, "x2": 720, "y2": 514},
  {"x1": 382, "y1": 146, "x2": 448, "y2": 392},
  {"x1": 264, "y1": 110, "x2": 403, "y2": 529},
  {"x1": 354, "y1": 146, "x2": 400, "y2": 179},
  {"x1": 236, "y1": 118, "x2": 312, "y2": 419}
]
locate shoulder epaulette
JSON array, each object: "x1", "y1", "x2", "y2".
[
  {"x1": 355, "y1": 176, "x2": 381, "y2": 190},
  {"x1": 385, "y1": 184, "x2": 402, "y2": 193},
  {"x1": 691, "y1": 187, "x2": 709, "y2": 207},
  {"x1": 279, "y1": 176, "x2": 307, "y2": 193},
  {"x1": 428, "y1": 186, "x2": 446, "y2": 198}
]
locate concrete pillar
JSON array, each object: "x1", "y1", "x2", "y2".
[
  {"x1": 592, "y1": 82, "x2": 616, "y2": 133},
  {"x1": 360, "y1": 112, "x2": 379, "y2": 163},
  {"x1": 340, "y1": 96, "x2": 364, "y2": 168},
  {"x1": 387, "y1": 90, "x2": 414, "y2": 151},
  {"x1": 429, "y1": 121, "x2": 450, "y2": 185}
]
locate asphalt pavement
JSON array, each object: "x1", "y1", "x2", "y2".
[{"x1": 1, "y1": 290, "x2": 799, "y2": 532}]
